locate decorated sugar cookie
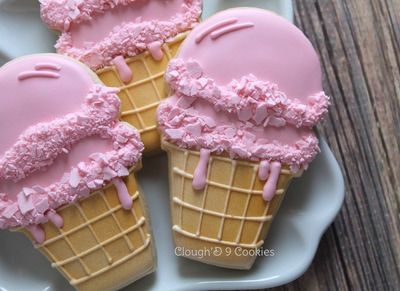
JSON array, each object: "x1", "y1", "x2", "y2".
[
  {"x1": 40, "y1": 0, "x2": 203, "y2": 154},
  {"x1": 157, "y1": 8, "x2": 330, "y2": 269},
  {"x1": 0, "y1": 54, "x2": 155, "y2": 290}
]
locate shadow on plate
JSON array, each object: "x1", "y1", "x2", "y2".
[{"x1": 0, "y1": 230, "x2": 71, "y2": 290}]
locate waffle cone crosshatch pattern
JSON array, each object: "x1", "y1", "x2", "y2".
[
  {"x1": 18, "y1": 171, "x2": 156, "y2": 291},
  {"x1": 97, "y1": 33, "x2": 189, "y2": 155},
  {"x1": 162, "y1": 140, "x2": 302, "y2": 269}
]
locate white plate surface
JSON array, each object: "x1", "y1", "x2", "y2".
[{"x1": 0, "y1": 1, "x2": 344, "y2": 290}]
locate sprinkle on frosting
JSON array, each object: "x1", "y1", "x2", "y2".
[
  {"x1": 158, "y1": 101, "x2": 320, "y2": 170},
  {"x1": 166, "y1": 58, "x2": 330, "y2": 128},
  {"x1": 157, "y1": 58, "x2": 329, "y2": 170},
  {"x1": 40, "y1": 0, "x2": 202, "y2": 70},
  {"x1": 0, "y1": 85, "x2": 143, "y2": 229}
]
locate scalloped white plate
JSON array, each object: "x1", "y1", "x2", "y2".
[{"x1": 0, "y1": 1, "x2": 344, "y2": 290}]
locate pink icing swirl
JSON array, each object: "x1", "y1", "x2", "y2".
[
  {"x1": 0, "y1": 85, "x2": 144, "y2": 229},
  {"x1": 40, "y1": 0, "x2": 202, "y2": 70},
  {"x1": 158, "y1": 58, "x2": 327, "y2": 170},
  {"x1": 166, "y1": 58, "x2": 330, "y2": 128}
]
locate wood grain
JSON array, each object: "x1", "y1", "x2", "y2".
[{"x1": 267, "y1": 0, "x2": 400, "y2": 290}]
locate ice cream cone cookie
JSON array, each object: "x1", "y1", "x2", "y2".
[
  {"x1": 157, "y1": 8, "x2": 330, "y2": 269},
  {"x1": 40, "y1": 0, "x2": 203, "y2": 155},
  {"x1": 0, "y1": 54, "x2": 156, "y2": 290}
]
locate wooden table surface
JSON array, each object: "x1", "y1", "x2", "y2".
[{"x1": 269, "y1": 1, "x2": 400, "y2": 290}]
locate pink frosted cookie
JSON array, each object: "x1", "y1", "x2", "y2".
[
  {"x1": 157, "y1": 8, "x2": 330, "y2": 269},
  {"x1": 0, "y1": 54, "x2": 155, "y2": 290},
  {"x1": 40, "y1": 0, "x2": 203, "y2": 154}
]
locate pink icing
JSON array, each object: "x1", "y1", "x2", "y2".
[
  {"x1": 157, "y1": 60, "x2": 324, "y2": 170},
  {"x1": 165, "y1": 59, "x2": 329, "y2": 128},
  {"x1": 68, "y1": 0, "x2": 184, "y2": 47},
  {"x1": 258, "y1": 160, "x2": 270, "y2": 181},
  {"x1": 192, "y1": 148, "x2": 210, "y2": 190},
  {"x1": 147, "y1": 41, "x2": 164, "y2": 61},
  {"x1": 112, "y1": 56, "x2": 132, "y2": 83},
  {"x1": 112, "y1": 178, "x2": 133, "y2": 210},
  {"x1": 1, "y1": 86, "x2": 130, "y2": 182},
  {"x1": 0, "y1": 56, "x2": 94, "y2": 157},
  {"x1": 179, "y1": 8, "x2": 323, "y2": 101},
  {"x1": 0, "y1": 55, "x2": 143, "y2": 230},
  {"x1": 158, "y1": 8, "x2": 329, "y2": 170},
  {"x1": 195, "y1": 18, "x2": 238, "y2": 43},
  {"x1": 40, "y1": 0, "x2": 182, "y2": 31},
  {"x1": 46, "y1": 210, "x2": 64, "y2": 228},
  {"x1": 158, "y1": 8, "x2": 330, "y2": 201},
  {"x1": 27, "y1": 210, "x2": 64, "y2": 244},
  {"x1": 27, "y1": 225, "x2": 45, "y2": 244},
  {"x1": 262, "y1": 162, "x2": 281, "y2": 201},
  {"x1": 40, "y1": 0, "x2": 202, "y2": 70}
]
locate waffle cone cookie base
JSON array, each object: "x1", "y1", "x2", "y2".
[
  {"x1": 97, "y1": 33, "x2": 189, "y2": 155},
  {"x1": 162, "y1": 140, "x2": 302, "y2": 270},
  {"x1": 19, "y1": 170, "x2": 156, "y2": 291}
]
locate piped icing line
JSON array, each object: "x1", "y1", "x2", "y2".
[
  {"x1": 210, "y1": 22, "x2": 255, "y2": 40},
  {"x1": 165, "y1": 58, "x2": 330, "y2": 129},
  {"x1": 18, "y1": 71, "x2": 60, "y2": 81},
  {"x1": 0, "y1": 85, "x2": 144, "y2": 229},
  {"x1": 192, "y1": 148, "x2": 211, "y2": 190},
  {"x1": 34, "y1": 63, "x2": 61, "y2": 71},
  {"x1": 44, "y1": 0, "x2": 202, "y2": 70},
  {"x1": 112, "y1": 56, "x2": 132, "y2": 84},
  {"x1": 195, "y1": 18, "x2": 238, "y2": 43}
]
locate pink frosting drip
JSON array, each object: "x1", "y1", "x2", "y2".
[
  {"x1": 41, "y1": 0, "x2": 202, "y2": 70},
  {"x1": 0, "y1": 85, "x2": 144, "y2": 229},
  {"x1": 157, "y1": 59, "x2": 324, "y2": 169}
]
